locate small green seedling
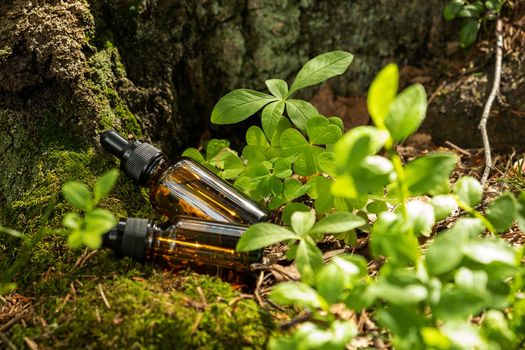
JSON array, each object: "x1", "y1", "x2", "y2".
[{"x1": 61, "y1": 169, "x2": 119, "y2": 249}]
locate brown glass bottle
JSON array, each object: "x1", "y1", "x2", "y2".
[
  {"x1": 103, "y1": 216, "x2": 260, "y2": 276},
  {"x1": 100, "y1": 131, "x2": 270, "y2": 224}
]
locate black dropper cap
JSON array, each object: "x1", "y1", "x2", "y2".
[
  {"x1": 100, "y1": 131, "x2": 163, "y2": 185},
  {"x1": 103, "y1": 218, "x2": 150, "y2": 262}
]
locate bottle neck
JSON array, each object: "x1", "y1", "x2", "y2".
[{"x1": 145, "y1": 156, "x2": 169, "y2": 187}]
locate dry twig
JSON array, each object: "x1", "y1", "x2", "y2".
[{"x1": 479, "y1": 18, "x2": 504, "y2": 185}]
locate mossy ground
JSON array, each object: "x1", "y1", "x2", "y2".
[{"x1": 0, "y1": 142, "x2": 274, "y2": 348}]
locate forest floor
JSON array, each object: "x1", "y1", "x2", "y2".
[{"x1": 2, "y1": 138, "x2": 524, "y2": 349}]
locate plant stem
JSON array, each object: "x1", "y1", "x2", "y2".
[
  {"x1": 385, "y1": 138, "x2": 409, "y2": 220},
  {"x1": 455, "y1": 198, "x2": 496, "y2": 234}
]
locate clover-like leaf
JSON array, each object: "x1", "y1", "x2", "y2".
[{"x1": 306, "y1": 115, "x2": 342, "y2": 145}]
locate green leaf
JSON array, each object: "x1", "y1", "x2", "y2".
[
  {"x1": 405, "y1": 153, "x2": 457, "y2": 196},
  {"x1": 261, "y1": 101, "x2": 285, "y2": 142},
  {"x1": 370, "y1": 211, "x2": 419, "y2": 266},
  {"x1": 0, "y1": 225, "x2": 23, "y2": 238},
  {"x1": 434, "y1": 289, "x2": 488, "y2": 321},
  {"x1": 268, "y1": 116, "x2": 292, "y2": 147},
  {"x1": 220, "y1": 151, "x2": 245, "y2": 180},
  {"x1": 367, "y1": 63, "x2": 399, "y2": 127},
  {"x1": 94, "y1": 169, "x2": 119, "y2": 202},
  {"x1": 334, "y1": 126, "x2": 388, "y2": 172},
  {"x1": 62, "y1": 213, "x2": 81, "y2": 230},
  {"x1": 425, "y1": 218, "x2": 485, "y2": 275},
  {"x1": 83, "y1": 231, "x2": 103, "y2": 250},
  {"x1": 68, "y1": 229, "x2": 83, "y2": 249},
  {"x1": 430, "y1": 194, "x2": 458, "y2": 221},
  {"x1": 316, "y1": 263, "x2": 345, "y2": 304},
  {"x1": 246, "y1": 126, "x2": 270, "y2": 147},
  {"x1": 366, "y1": 200, "x2": 388, "y2": 214},
  {"x1": 270, "y1": 281, "x2": 326, "y2": 310},
  {"x1": 211, "y1": 89, "x2": 277, "y2": 124},
  {"x1": 369, "y1": 271, "x2": 427, "y2": 305},
  {"x1": 406, "y1": 200, "x2": 435, "y2": 237},
  {"x1": 307, "y1": 176, "x2": 337, "y2": 214},
  {"x1": 306, "y1": 115, "x2": 343, "y2": 145},
  {"x1": 516, "y1": 192, "x2": 525, "y2": 232},
  {"x1": 310, "y1": 212, "x2": 366, "y2": 235},
  {"x1": 280, "y1": 128, "x2": 309, "y2": 156},
  {"x1": 295, "y1": 240, "x2": 324, "y2": 285},
  {"x1": 289, "y1": 51, "x2": 353, "y2": 95},
  {"x1": 444, "y1": 0, "x2": 465, "y2": 20},
  {"x1": 463, "y1": 239, "x2": 517, "y2": 266},
  {"x1": 332, "y1": 255, "x2": 368, "y2": 283},
  {"x1": 329, "y1": 321, "x2": 357, "y2": 348},
  {"x1": 62, "y1": 182, "x2": 91, "y2": 210},
  {"x1": 206, "y1": 139, "x2": 230, "y2": 161},
  {"x1": 291, "y1": 211, "x2": 316, "y2": 236},
  {"x1": 85, "y1": 208, "x2": 117, "y2": 236},
  {"x1": 272, "y1": 158, "x2": 292, "y2": 178},
  {"x1": 384, "y1": 84, "x2": 427, "y2": 142},
  {"x1": 265, "y1": 79, "x2": 288, "y2": 99},
  {"x1": 285, "y1": 99, "x2": 318, "y2": 132},
  {"x1": 236, "y1": 223, "x2": 297, "y2": 252},
  {"x1": 459, "y1": 19, "x2": 481, "y2": 48},
  {"x1": 328, "y1": 116, "x2": 344, "y2": 132},
  {"x1": 182, "y1": 147, "x2": 206, "y2": 164},
  {"x1": 283, "y1": 178, "x2": 310, "y2": 201},
  {"x1": 454, "y1": 176, "x2": 483, "y2": 207},
  {"x1": 442, "y1": 322, "x2": 487, "y2": 349},
  {"x1": 317, "y1": 151, "x2": 336, "y2": 177},
  {"x1": 485, "y1": 193, "x2": 517, "y2": 233},
  {"x1": 282, "y1": 202, "x2": 311, "y2": 226},
  {"x1": 459, "y1": 4, "x2": 484, "y2": 18},
  {"x1": 481, "y1": 310, "x2": 516, "y2": 349},
  {"x1": 292, "y1": 146, "x2": 324, "y2": 176}
]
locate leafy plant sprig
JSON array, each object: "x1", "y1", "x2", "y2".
[
  {"x1": 183, "y1": 51, "x2": 353, "y2": 212},
  {"x1": 233, "y1": 60, "x2": 525, "y2": 349},
  {"x1": 444, "y1": 0, "x2": 506, "y2": 47},
  {"x1": 61, "y1": 169, "x2": 119, "y2": 249}
]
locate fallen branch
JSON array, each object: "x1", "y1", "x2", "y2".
[{"x1": 479, "y1": 18, "x2": 504, "y2": 185}]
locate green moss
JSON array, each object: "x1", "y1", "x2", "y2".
[
  {"x1": 9, "y1": 272, "x2": 272, "y2": 349},
  {"x1": 86, "y1": 46, "x2": 143, "y2": 136}
]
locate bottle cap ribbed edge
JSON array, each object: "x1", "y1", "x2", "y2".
[{"x1": 121, "y1": 218, "x2": 150, "y2": 261}]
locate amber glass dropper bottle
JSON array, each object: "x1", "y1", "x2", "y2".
[
  {"x1": 103, "y1": 216, "x2": 260, "y2": 275},
  {"x1": 100, "y1": 131, "x2": 270, "y2": 224}
]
